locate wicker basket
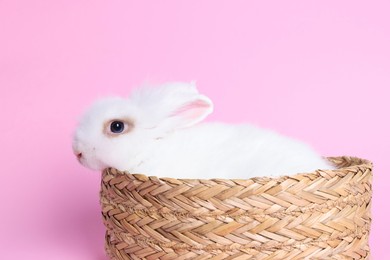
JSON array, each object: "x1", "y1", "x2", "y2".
[{"x1": 100, "y1": 156, "x2": 372, "y2": 260}]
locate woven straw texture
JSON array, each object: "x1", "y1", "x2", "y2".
[{"x1": 100, "y1": 156, "x2": 372, "y2": 260}]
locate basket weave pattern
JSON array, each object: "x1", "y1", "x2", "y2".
[{"x1": 100, "y1": 156, "x2": 372, "y2": 259}]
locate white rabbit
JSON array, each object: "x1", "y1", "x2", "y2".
[{"x1": 73, "y1": 82, "x2": 334, "y2": 179}]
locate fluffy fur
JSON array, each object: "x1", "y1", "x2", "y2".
[{"x1": 73, "y1": 82, "x2": 334, "y2": 179}]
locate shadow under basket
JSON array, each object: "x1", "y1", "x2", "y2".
[{"x1": 100, "y1": 156, "x2": 373, "y2": 260}]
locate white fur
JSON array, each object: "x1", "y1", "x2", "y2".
[{"x1": 73, "y1": 82, "x2": 334, "y2": 179}]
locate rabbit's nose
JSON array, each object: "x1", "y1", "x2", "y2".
[{"x1": 77, "y1": 153, "x2": 83, "y2": 160}]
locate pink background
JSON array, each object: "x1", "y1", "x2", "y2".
[{"x1": 1, "y1": 1, "x2": 389, "y2": 259}]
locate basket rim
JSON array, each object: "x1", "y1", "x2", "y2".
[{"x1": 102, "y1": 156, "x2": 373, "y2": 182}]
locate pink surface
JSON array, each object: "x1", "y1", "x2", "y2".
[{"x1": 0, "y1": 1, "x2": 389, "y2": 259}]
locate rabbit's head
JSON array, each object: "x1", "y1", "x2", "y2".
[{"x1": 73, "y1": 82, "x2": 213, "y2": 171}]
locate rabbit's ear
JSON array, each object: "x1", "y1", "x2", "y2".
[
  {"x1": 130, "y1": 82, "x2": 213, "y2": 130},
  {"x1": 165, "y1": 95, "x2": 213, "y2": 129}
]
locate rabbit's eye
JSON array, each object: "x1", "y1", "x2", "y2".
[
  {"x1": 104, "y1": 118, "x2": 133, "y2": 137},
  {"x1": 110, "y1": 121, "x2": 125, "y2": 133}
]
